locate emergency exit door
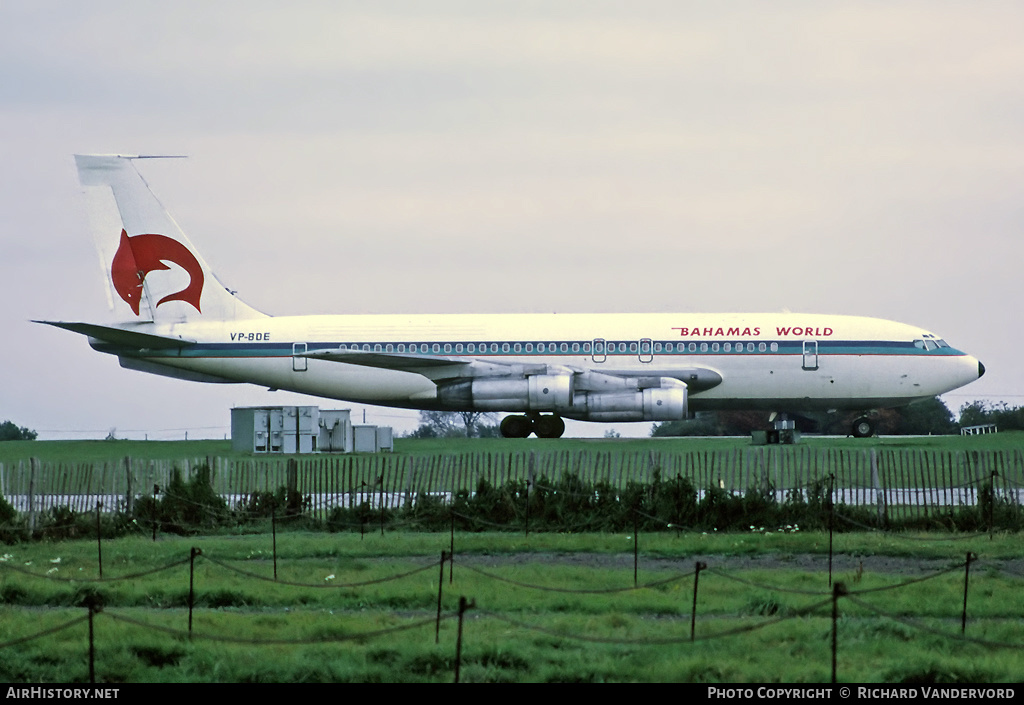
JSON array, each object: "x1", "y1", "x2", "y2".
[{"x1": 802, "y1": 340, "x2": 818, "y2": 370}]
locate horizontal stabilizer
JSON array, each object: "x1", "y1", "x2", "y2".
[{"x1": 34, "y1": 320, "x2": 195, "y2": 349}]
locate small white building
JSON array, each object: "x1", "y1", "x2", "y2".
[{"x1": 231, "y1": 406, "x2": 393, "y2": 454}]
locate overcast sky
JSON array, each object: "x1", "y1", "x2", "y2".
[{"x1": 1, "y1": 1, "x2": 1020, "y2": 440}]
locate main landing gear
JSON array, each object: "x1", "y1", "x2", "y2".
[{"x1": 500, "y1": 413, "x2": 566, "y2": 439}]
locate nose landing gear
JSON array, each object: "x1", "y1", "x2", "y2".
[{"x1": 851, "y1": 416, "x2": 876, "y2": 438}]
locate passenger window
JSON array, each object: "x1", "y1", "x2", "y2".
[
  {"x1": 770, "y1": 343, "x2": 778, "y2": 352},
  {"x1": 700, "y1": 343, "x2": 708, "y2": 352}
]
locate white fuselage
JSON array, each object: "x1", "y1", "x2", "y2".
[{"x1": 98, "y1": 311, "x2": 982, "y2": 419}]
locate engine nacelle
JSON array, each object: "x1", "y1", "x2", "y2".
[
  {"x1": 563, "y1": 380, "x2": 688, "y2": 422},
  {"x1": 436, "y1": 374, "x2": 574, "y2": 411}
]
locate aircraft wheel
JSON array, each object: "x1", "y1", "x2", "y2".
[
  {"x1": 534, "y1": 414, "x2": 565, "y2": 439},
  {"x1": 500, "y1": 415, "x2": 534, "y2": 438},
  {"x1": 851, "y1": 416, "x2": 875, "y2": 438}
]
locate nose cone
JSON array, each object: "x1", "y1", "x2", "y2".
[{"x1": 978, "y1": 360, "x2": 986, "y2": 378}]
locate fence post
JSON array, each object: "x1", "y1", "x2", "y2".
[
  {"x1": 870, "y1": 449, "x2": 884, "y2": 525},
  {"x1": 123, "y1": 456, "x2": 133, "y2": 517},
  {"x1": 961, "y1": 551, "x2": 976, "y2": 634},
  {"x1": 28, "y1": 458, "x2": 37, "y2": 537},
  {"x1": 188, "y1": 547, "x2": 201, "y2": 638},
  {"x1": 691, "y1": 561, "x2": 706, "y2": 641},
  {"x1": 436, "y1": 551, "x2": 447, "y2": 644}
]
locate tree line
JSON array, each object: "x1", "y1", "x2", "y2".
[{"x1": 405, "y1": 398, "x2": 1024, "y2": 438}]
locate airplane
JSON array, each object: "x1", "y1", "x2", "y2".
[{"x1": 37, "y1": 154, "x2": 985, "y2": 440}]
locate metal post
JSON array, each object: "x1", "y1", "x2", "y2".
[
  {"x1": 272, "y1": 506, "x2": 278, "y2": 581},
  {"x1": 961, "y1": 552, "x2": 975, "y2": 634},
  {"x1": 691, "y1": 561, "x2": 706, "y2": 641},
  {"x1": 435, "y1": 551, "x2": 447, "y2": 644}
]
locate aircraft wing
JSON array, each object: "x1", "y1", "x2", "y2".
[
  {"x1": 302, "y1": 348, "x2": 723, "y2": 390},
  {"x1": 304, "y1": 348, "x2": 466, "y2": 370},
  {"x1": 34, "y1": 321, "x2": 196, "y2": 349},
  {"x1": 302, "y1": 348, "x2": 498, "y2": 381}
]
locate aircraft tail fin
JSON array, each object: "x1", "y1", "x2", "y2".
[{"x1": 74, "y1": 154, "x2": 267, "y2": 323}]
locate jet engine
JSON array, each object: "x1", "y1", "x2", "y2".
[
  {"x1": 436, "y1": 374, "x2": 574, "y2": 411},
  {"x1": 563, "y1": 378, "x2": 688, "y2": 422}
]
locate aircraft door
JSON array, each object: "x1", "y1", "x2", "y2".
[
  {"x1": 802, "y1": 340, "x2": 818, "y2": 371},
  {"x1": 293, "y1": 342, "x2": 308, "y2": 372},
  {"x1": 592, "y1": 338, "x2": 607, "y2": 363}
]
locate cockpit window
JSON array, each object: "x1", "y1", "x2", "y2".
[
  {"x1": 913, "y1": 339, "x2": 926, "y2": 350},
  {"x1": 936, "y1": 339, "x2": 949, "y2": 348},
  {"x1": 924, "y1": 340, "x2": 937, "y2": 351}
]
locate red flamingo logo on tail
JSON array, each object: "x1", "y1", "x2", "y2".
[{"x1": 111, "y1": 229, "x2": 204, "y2": 315}]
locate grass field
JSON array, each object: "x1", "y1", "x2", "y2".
[
  {"x1": 0, "y1": 530, "x2": 1021, "y2": 683},
  {"x1": 2, "y1": 434, "x2": 1021, "y2": 681},
  {"x1": 2, "y1": 430, "x2": 1024, "y2": 466}
]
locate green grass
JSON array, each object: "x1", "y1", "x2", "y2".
[
  {"x1": 0, "y1": 531, "x2": 1021, "y2": 682},
  {"x1": 2, "y1": 430, "x2": 1024, "y2": 467}
]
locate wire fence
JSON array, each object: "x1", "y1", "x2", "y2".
[{"x1": 1, "y1": 539, "x2": 1020, "y2": 683}]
